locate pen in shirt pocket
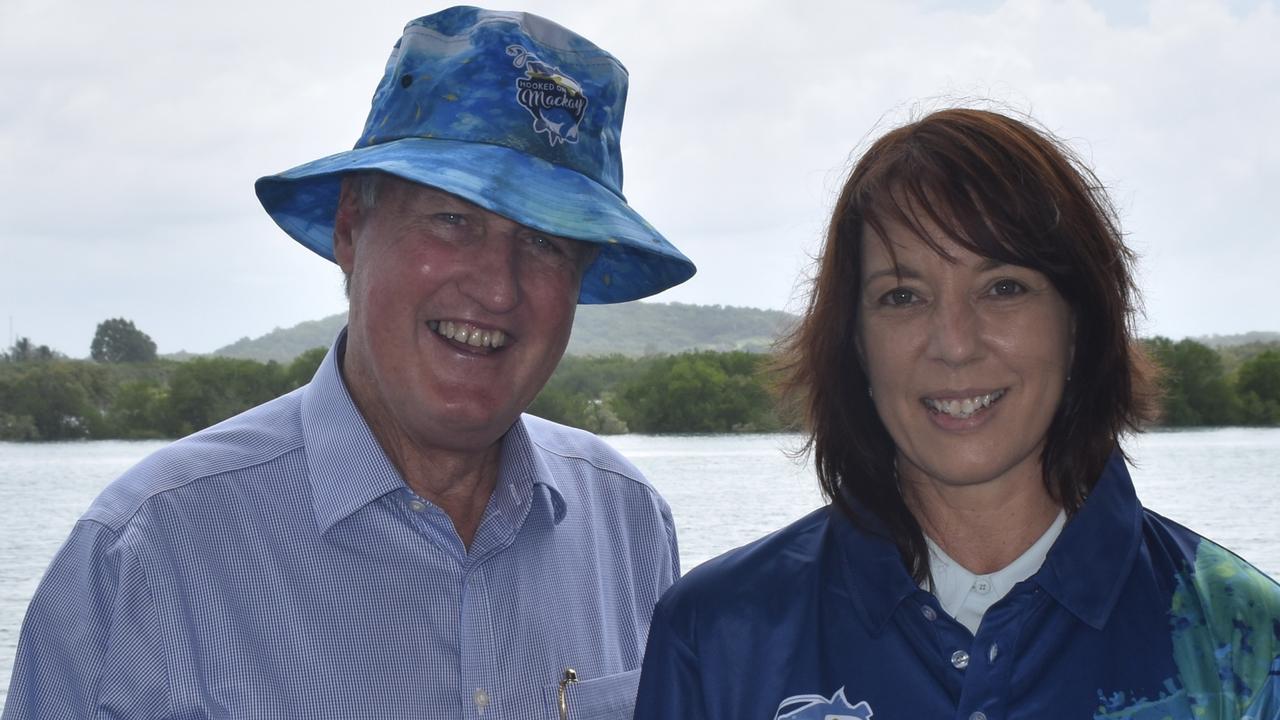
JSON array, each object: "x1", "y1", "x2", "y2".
[{"x1": 558, "y1": 668, "x2": 578, "y2": 720}]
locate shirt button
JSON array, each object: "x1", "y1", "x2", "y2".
[
  {"x1": 951, "y1": 650, "x2": 970, "y2": 670},
  {"x1": 474, "y1": 688, "x2": 490, "y2": 712},
  {"x1": 988, "y1": 642, "x2": 1000, "y2": 663},
  {"x1": 921, "y1": 605, "x2": 937, "y2": 621},
  {"x1": 409, "y1": 500, "x2": 426, "y2": 512},
  {"x1": 974, "y1": 578, "x2": 991, "y2": 594},
  {"x1": 970, "y1": 712, "x2": 987, "y2": 720}
]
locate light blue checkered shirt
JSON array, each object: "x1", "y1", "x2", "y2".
[{"x1": 4, "y1": 334, "x2": 679, "y2": 719}]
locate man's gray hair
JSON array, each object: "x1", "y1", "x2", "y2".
[
  {"x1": 339, "y1": 171, "x2": 385, "y2": 298},
  {"x1": 352, "y1": 171, "x2": 383, "y2": 211}
]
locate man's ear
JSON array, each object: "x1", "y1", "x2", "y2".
[{"x1": 333, "y1": 177, "x2": 361, "y2": 275}]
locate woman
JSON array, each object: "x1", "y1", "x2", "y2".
[{"x1": 633, "y1": 109, "x2": 1280, "y2": 720}]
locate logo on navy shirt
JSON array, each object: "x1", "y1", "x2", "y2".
[
  {"x1": 774, "y1": 687, "x2": 874, "y2": 720},
  {"x1": 506, "y1": 45, "x2": 587, "y2": 146}
]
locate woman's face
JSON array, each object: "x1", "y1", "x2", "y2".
[{"x1": 856, "y1": 218, "x2": 1074, "y2": 500}]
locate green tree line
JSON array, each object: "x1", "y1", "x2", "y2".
[
  {"x1": 3, "y1": 321, "x2": 1279, "y2": 441},
  {"x1": 0, "y1": 345, "x2": 328, "y2": 441},
  {"x1": 1143, "y1": 337, "x2": 1280, "y2": 426},
  {"x1": 528, "y1": 351, "x2": 786, "y2": 434}
]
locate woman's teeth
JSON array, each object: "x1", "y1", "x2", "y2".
[
  {"x1": 427, "y1": 320, "x2": 507, "y2": 349},
  {"x1": 924, "y1": 390, "x2": 1006, "y2": 419}
]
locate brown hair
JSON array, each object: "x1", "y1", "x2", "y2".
[{"x1": 776, "y1": 108, "x2": 1160, "y2": 581}]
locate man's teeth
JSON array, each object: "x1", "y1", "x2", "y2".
[
  {"x1": 427, "y1": 320, "x2": 507, "y2": 349},
  {"x1": 925, "y1": 390, "x2": 1005, "y2": 419}
]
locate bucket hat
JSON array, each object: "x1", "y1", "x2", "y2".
[{"x1": 255, "y1": 6, "x2": 695, "y2": 304}]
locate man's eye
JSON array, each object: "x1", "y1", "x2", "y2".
[
  {"x1": 990, "y1": 279, "x2": 1026, "y2": 296},
  {"x1": 880, "y1": 288, "x2": 916, "y2": 306},
  {"x1": 527, "y1": 234, "x2": 564, "y2": 255},
  {"x1": 434, "y1": 213, "x2": 465, "y2": 225}
]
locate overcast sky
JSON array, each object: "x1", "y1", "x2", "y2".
[{"x1": 2, "y1": 0, "x2": 1277, "y2": 357}]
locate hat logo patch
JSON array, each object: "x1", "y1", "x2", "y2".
[
  {"x1": 507, "y1": 45, "x2": 588, "y2": 146},
  {"x1": 774, "y1": 687, "x2": 873, "y2": 720}
]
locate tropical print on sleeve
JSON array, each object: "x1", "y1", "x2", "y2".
[{"x1": 1096, "y1": 540, "x2": 1280, "y2": 720}]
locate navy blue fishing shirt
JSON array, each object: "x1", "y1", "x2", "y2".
[{"x1": 635, "y1": 453, "x2": 1280, "y2": 720}]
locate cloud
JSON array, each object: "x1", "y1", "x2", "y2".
[{"x1": 1, "y1": 0, "x2": 1276, "y2": 355}]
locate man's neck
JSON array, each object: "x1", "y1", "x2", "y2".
[
  {"x1": 341, "y1": 349, "x2": 503, "y2": 549},
  {"x1": 388, "y1": 436, "x2": 501, "y2": 549}
]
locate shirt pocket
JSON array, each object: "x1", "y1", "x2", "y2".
[{"x1": 541, "y1": 668, "x2": 641, "y2": 720}]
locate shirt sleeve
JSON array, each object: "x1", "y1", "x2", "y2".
[
  {"x1": 662, "y1": 499, "x2": 681, "y2": 583},
  {"x1": 633, "y1": 599, "x2": 707, "y2": 720},
  {"x1": 3, "y1": 520, "x2": 168, "y2": 719}
]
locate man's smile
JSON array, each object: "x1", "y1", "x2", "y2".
[{"x1": 427, "y1": 319, "x2": 508, "y2": 351}]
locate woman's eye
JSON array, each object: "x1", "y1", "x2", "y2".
[
  {"x1": 880, "y1": 288, "x2": 916, "y2": 306},
  {"x1": 990, "y1": 279, "x2": 1026, "y2": 296}
]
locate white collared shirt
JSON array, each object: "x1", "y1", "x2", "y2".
[{"x1": 924, "y1": 509, "x2": 1068, "y2": 635}]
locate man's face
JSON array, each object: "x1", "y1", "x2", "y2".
[{"x1": 334, "y1": 176, "x2": 592, "y2": 454}]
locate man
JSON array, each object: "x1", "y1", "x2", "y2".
[{"x1": 4, "y1": 7, "x2": 694, "y2": 718}]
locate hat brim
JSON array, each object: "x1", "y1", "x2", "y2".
[{"x1": 255, "y1": 138, "x2": 695, "y2": 304}]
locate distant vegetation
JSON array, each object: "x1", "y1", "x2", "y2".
[
  {"x1": 1, "y1": 342, "x2": 326, "y2": 441},
  {"x1": 528, "y1": 351, "x2": 785, "y2": 435},
  {"x1": 2, "y1": 315, "x2": 1279, "y2": 441},
  {"x1": 1144, "y1": 338, "x2": 1280, "y2": 426}
]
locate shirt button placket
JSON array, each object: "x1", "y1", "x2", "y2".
[{"x1": 460, "y1": 569, "x2": 497, "y2": 718}]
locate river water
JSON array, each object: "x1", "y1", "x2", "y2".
[{"x1": 2, "y1": 428, "x2": 1278, "y2": 704}]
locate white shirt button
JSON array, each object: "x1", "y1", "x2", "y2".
[
  {"x1": 409, "y1": 500, "x2": 426, "y2": 512},
  {"x1": 950, "y1": 650, "x2": 970, "y2": 669},
  {"x1": 973, "y1": 578, "x2": 991, "y2": 594},
  {"x1": 988, "y1": 642, "x2": 1000, "y2": 663},
  {"x1": 970, "y1": 712, "x2": 987, "y2": 720},
  {"x1": 474, "y1": 688, "x2": 490, "y2": 713},
  {"x1": 921, "y1": 605, "x2": 937, "y2": 621}
]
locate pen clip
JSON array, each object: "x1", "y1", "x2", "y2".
[{"x1": 558, "y1": 668, "x2": 579, "y2": 720}]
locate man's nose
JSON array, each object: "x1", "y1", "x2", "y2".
[{"x1": 458, "y1": 234, "x2": 520, "y2": 313}]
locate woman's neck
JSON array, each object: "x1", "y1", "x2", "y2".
[{"x1": 902, "y1": 463, "x2": 1062, "y2": 575}]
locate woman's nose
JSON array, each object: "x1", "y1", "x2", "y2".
[{"x1": 926, "y1": 296, "x2": 983, "y2": 367}]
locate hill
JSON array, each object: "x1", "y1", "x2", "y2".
[
  {"x1": 210, "y1": 302, "x2": 798, "y2": 363},
  {"x1": 214, "y1": 316, "x2": 349, "y2": 363},
  {"x1": 1193, "y1": 331, "x2": 1280, "y2": 348},
  {"x1": 567, "y1": 302, "x2": 794, "y2": 356}
]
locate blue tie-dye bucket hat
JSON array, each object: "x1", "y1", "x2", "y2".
[{"x1": 255, "y1": 6, "x2": 695, "y2": 304}]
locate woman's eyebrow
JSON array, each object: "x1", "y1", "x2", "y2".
[{"x1": 863, "y1": 265, "x2": 921, "y2": 283}]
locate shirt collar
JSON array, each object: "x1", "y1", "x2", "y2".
[
  {"x1": 831, "y1": 450, "x2": 1142, "y2": 634},
  {"x1": 494, "y1": 414, "x2": 568, "y2": 528},
  {"x1": 1035, "y1": 451, "x2": 1144, "y2": 630},
  {"x1": 301, "y1": 331, "x2": 406, "y2": 534},
  {"x1": 830, "y1": 507, "x2": 923, "y2": 636},
  {"x1": 300, "y1": 329, "x2": 568, "y2": 534},
  {"x1": 924, "y1": 509, "x2": 1067, "y2": 627}
]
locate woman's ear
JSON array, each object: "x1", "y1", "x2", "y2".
[
  {"x1": 1069, "y1": 312, "x2": 1077, "y2": 366},
  {"x1": 854, "y1": 315, "x2": 868, "y2": 368}
]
